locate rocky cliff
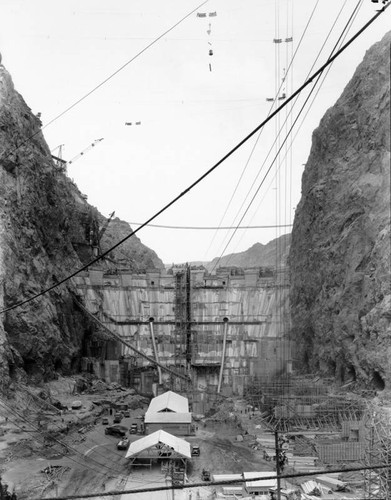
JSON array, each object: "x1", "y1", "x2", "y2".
[
  {"x1": 0, "y1": 65, "x2": 163, "y2": 385},
  {"x1": 289, "y1": 32, "x2": 391, "y2": 389}
]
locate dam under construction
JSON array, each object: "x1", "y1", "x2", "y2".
[
  {"x1": 73, "y1": 263, "x2": 391, "y2": 496},
  {"x1": 74, "y1": 264, "x2": 292, "y2": 412}
]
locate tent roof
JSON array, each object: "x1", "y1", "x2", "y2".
[
  {"x1": 144, "y1": 412, "x2": 192, "y2": 424},
  {"x1": 147, "y1": 391, "x2": 189, "y2": 413},
  {"x1": 212, "y1": 474, "x2": 242, "y2": 482},
  {"x1": 125, "y1": 430, "x2": 191, "y2": 459},
  {"x1": 243, "y1": 471, "x2": 277, "y2": 489}
]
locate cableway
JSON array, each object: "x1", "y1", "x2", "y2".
[
  {"x1": 0, "y1": 0, "x2": 209, "y2": 165},
  {"x1": 210, "y1": 0, "x2": 366, "y2": 272},
  {"x1": 202, "y1": 0, "x2": 321, "y2": 262},
  {"x1": 0, "y1": 3, "x2": 389, "y2": 317},
  {"x1": 128, "y1": 222, "x2": 292, "y2": 230}
]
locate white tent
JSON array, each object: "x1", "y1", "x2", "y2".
[
  {"x1": 125, "y1": 429, "x2": 191, "y2": 460},
  {"x1": 147, "y1": 391, "x2": 189, "y2": 413}
]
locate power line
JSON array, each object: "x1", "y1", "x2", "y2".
[
  {"x1": 128, "y1": 222, "x2": 292, "y2": 230},
  {"x1": 29, "y1": 462, "x2": 391, "y2": 499},
  {"x1": 74, "y1": 299, "x2": 189, "y2": 382},
  {"x1": 207, "y1": 0, "x2": 329, "y2": 265},
  {"x1": 0, "y1": 383, "x2": 149, "y2": 470},
  {"x1": 210, "y1": 0, "x2": 363, "y2": 271},
  {"x1": 0, "y1": 393, "x2": 167, "y2": 487},
  {"x1": 203, "y1": 0, "x2": 320, "y2": 262},
  {"x1": 0, "y1": 3, "x2": 389, "y2": 316},
  {"x1": 0, "y1": 0, "x2": 209, "y2": 164},
  {"x1": 0, "y1": 398, "x2": 130, "y2": 480},
  {"x1": 241, "y1": 0, "x2": 363, "y2": 244}
]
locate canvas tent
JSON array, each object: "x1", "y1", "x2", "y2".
[{"x1": 125, "y1": 429, "x2": 191, "y2": 471}]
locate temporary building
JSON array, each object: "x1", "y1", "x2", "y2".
[
  {"x1": 144, "y1": 412, "x2": 192, "y2": 436},
  {"x1": 145, "y1": 391, "x2": 192, "y2": 435},
  {"x1": 147, "y1": 391, "x2": 189, "y2": 413},
  {"x1": 125, "y1": 429, "x2": 191, "y2": 471},
  {"x1": 243, "y1": 471, "x2": 277, "y2": 495},
  {"x1": 212, "y1": 473, "x2": 242, "y2": 483}
]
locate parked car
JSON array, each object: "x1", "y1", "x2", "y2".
[
  {"x1": 201, "y1": 469, "x2": 211, "y2": 481},
  {"x1": 117, "y1": 438, "x2": 130, "y2": 450},
  {"x1": 124, "y1": 410, "x2": 130, "y2": 418},
  {"x1": 191, "y1": 445, "x2": 200, "y2": 457},
  {"x1": 102, "y1": 417, "x2": 109, "y2": 425},
  {"x1": 105, "y1": 425, "x2": 127, "y2": 437},
  {"x1": 113, "y1": 412, "x2": 123, "y2": 423},
  {"x1": 129, "y1": 423, "x2": 138, "y2": 434}
]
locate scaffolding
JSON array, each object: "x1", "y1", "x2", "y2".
[
  {"x1": 173, "y1": 270, "x2": 186, "y2": 368},
  {"x1": 244, "y1": 375, "x2": 366, "y2": 432},
  {"x1": 171, "y1": 266, "x2": 193, "y2": 391},
  {"x1": 363, "y1": 403, "x2": 391, "y2": 499}
]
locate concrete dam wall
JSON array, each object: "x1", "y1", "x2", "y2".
[{"x1": 74, "y1": 266, "x2": 292, "y2": 398}]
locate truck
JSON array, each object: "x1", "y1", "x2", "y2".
[{"x1": 113, "y1": 412, "x2": 123, "y2": 423}]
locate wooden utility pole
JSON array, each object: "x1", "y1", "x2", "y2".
[{"x1": 274, "y1": 430, "x2": 281, "y2": 500}]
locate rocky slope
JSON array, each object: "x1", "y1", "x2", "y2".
[
  {"x1": 208, "y1": 234, "x2": 291, "y2": 270},
  {"x1": 289, "y1": 31, "x2": 391, "y2": 389},
  {"x1": 207, "y1": 233, "x2": 291, "y2": 271},
  {"x1": 0, "y1": 64, "x2": 163, "y2": 386},
  {"x1": 100, "y1": 217, "x2": 163, "y2": 270}
]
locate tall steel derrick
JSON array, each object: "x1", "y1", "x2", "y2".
[{"x1": 173, "y1": 265, "x2": 192, "y2": 385}]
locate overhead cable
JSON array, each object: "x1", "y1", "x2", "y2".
[
  {"x1": 0, "y1": 398, "x2": 130, "y2": 480},
  {"x1": 128, "y1": 222, "x2": 292, "y2": 230},
  {"x1": 205, "y1": 0, "x2": 319, "y2": 257},
  {"x1": 74, "y1": 299, "x2": 190, "y2": 382},
  {"x1": 219, "y1": 0, "x2": 349, "y2": 264},
  {"x1": 0, "y1": 2, "x2": 389, "y2": 316},
  {"x1": 0, "y1": 0, "x2": 209, "y2": 163},
  {"x1": 29, "y1": 462, "x2": 391, "y2": 499},
  {"x1": 204, "y1": 0, "x2": 320, "y2": 261},
  {"x1": 211, "y1": 0, "x2": 362, "y2": 271}
]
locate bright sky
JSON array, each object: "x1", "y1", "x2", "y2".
[{"x1": 1, "y1": 1, "x2": 389, "y2": 264}]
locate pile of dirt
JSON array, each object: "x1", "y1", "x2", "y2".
[
  {"x1": 4, "y1": 438, "x2": 43, "y2": 460},
  {"x1": 204, "y1": 400, "x2": 239, "y2": 423}
]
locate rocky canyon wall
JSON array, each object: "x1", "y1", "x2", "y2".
[
  {"x1": 0, "y1": 64, "x2": 163, "y2": 385},
  {"x1": 289, "y1": 32, "x2": 391, "y2": 389}
]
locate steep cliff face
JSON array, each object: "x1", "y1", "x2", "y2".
[
  {"x1": 0, "y1": 65, "x2": 163, "y2": 385},
  {"x1": 100, "y1": 218, "x2": 163, "y2": 270},
  {"x1": 289, "y1": 32, "x2": 390, "y2": 389}
]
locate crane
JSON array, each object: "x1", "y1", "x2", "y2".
[
  {"x1": 51, "y1": 144, "x2": 67, "y2": 171},
  {"x1": 91, "y1": 210, "x2": 116, "y2": 257},
  {"x1": 68, "y1": 138, "x2": 104, "y2": 165}
]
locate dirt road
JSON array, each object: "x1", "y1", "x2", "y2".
[{"x1": 1, "y1": 387, "x2": 273, "y2": 499}]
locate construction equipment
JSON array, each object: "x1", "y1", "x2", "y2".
[
  {"x1": 202, "y1": 469, "x2": 211, "y2": 481},
  {"x1": 68, "y1": 138, "x2": 104, "y2": 165},
  {"x1": 91, "y1": 210, "x2": 115, "y2": 257},
  {"x1": 51, "y1": 144, "x2": 67, "y2": 171}
]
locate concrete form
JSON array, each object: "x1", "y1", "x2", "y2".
[{"x1": 74, "y1": 265, "x2": 292, "y2": 396}]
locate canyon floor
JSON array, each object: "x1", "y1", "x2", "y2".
[{"x1": 0, "y1": 377, "x2": 275, "y2": 499}]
